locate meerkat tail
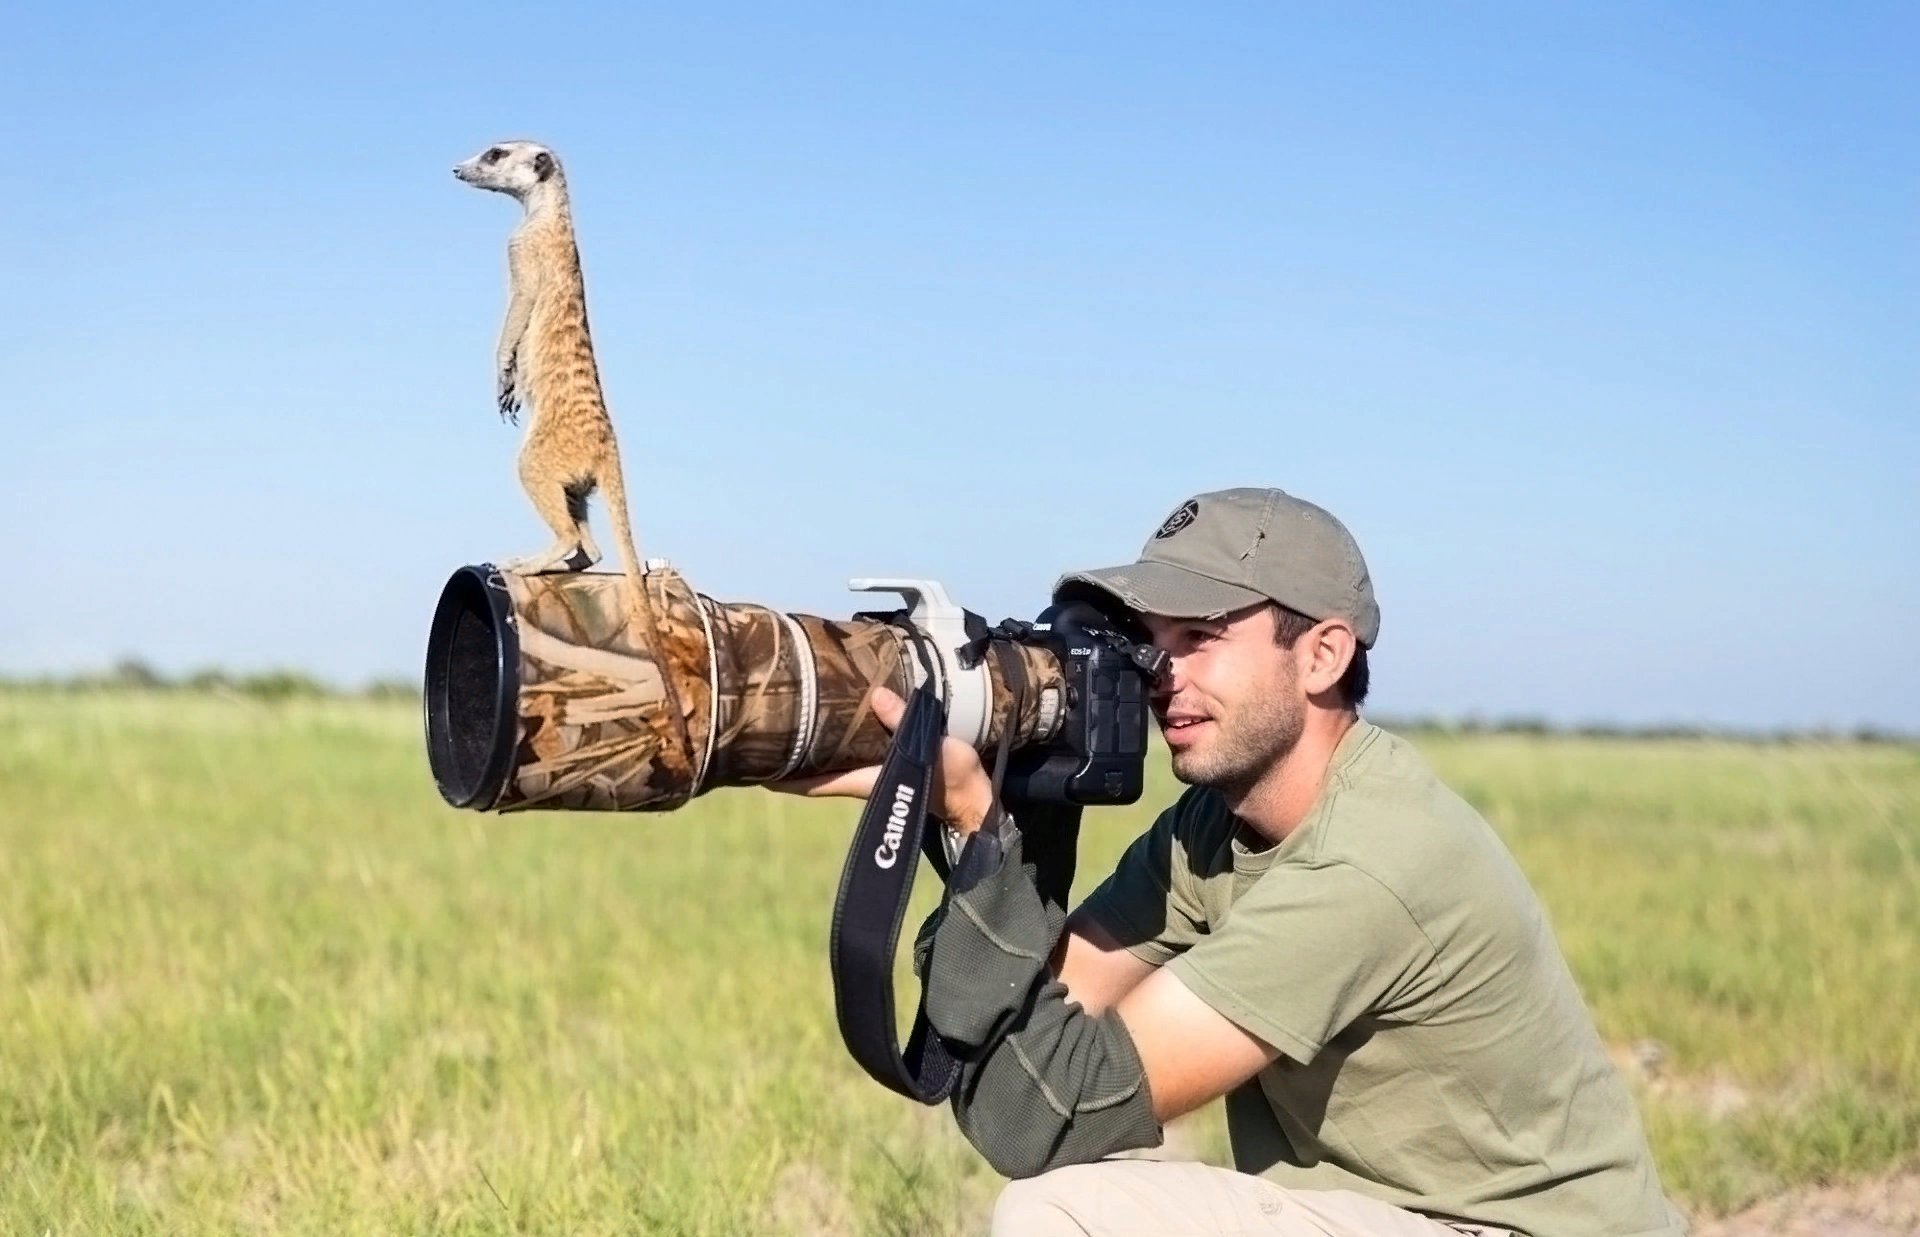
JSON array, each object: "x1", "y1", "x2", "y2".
[
  {"x1": 595, "y1": 451, "x2": 651, "y2": 623},
  {"x1": 596, "y1": 450, "x2": 697, "y2": 782}
]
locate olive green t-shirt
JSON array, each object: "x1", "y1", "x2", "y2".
[{"x1": 1080, "y1": 721, "x2": 1687, "y2": 1237}]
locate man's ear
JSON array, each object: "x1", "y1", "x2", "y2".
[{"x1": 1299, "y1": 620, "x2": 1356, "y2": 699}]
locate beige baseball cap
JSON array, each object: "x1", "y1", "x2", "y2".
[{"x1": 1054, "y1": 487, "x2": 1381, "y2": 648}]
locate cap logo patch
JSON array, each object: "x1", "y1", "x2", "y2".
[{"x1": 1154, "y1": 500, "x2": 1199, "y2": 540}]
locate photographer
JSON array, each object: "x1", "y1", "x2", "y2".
[{"x1": 779, "y1": 487, "x2": 1686, "y2": 1236}]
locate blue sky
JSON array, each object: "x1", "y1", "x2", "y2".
[{"x1": 3, "y1": 3, "x2": 1914, "y2": 731}]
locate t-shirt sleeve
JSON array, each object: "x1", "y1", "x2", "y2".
[
  {"x1": 1074, "y1": 790, "x2": 1210, "y2": 965},
  {"x1": 1165, "y1": 860, "x2": 1433, "y2": 1065}
]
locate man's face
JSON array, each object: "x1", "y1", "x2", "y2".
[{"x1": 1139, "y1": 604, "x2": 1305, "y2": 795}]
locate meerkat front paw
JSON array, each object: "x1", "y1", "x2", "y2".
[{"x1": 497, "y1": 357, "x2": 521, "y2": 425}]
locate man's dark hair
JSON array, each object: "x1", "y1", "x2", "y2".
[{"x1": 1271, "y1": 603, "x2": 1370, "y2": 708}]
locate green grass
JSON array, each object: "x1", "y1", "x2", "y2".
[{"x1": 2, "y1": 691, "x2": 1915, "y2": 1232}]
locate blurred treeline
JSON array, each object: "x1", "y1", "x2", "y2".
[
  {"x1": 2, "y1": 659, "x2": 414, "y2": 703},
  {"x1": 5, "y1": 658, "x2": 1910, "y2": 744}
]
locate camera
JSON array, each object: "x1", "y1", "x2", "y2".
[{"x1": 959, "y1": 598, "x2": 1168, "y2": 806}]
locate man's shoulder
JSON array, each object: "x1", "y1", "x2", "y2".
[
  {"x1": 1319, "y1": 722, "x2": 1480, "y2": 836},
  {"x1": 1308, "y1": 725, "x2": 1514, "y2": 884}
]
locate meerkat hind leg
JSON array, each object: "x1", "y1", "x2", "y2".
[
  {"x1": 501, "y1": 477, "x2": 598, "y2": 574},
  {"x1": 570, "y1": 481, "x2": 603, "y2": 567}
]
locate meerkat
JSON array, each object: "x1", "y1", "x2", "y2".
[{"x1": 452, "y1": 140, "x2": 651, "y2": 602}]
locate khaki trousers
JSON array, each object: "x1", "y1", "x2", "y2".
[{"x1": 990, "y1": 1160, "x2": 1513, "y2": 1237}]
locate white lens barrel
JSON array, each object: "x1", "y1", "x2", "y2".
[{"x1": 848, "y1": 578, "x2": 995, "y2": 749}]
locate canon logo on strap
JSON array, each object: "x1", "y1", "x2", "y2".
[{"x1": 873, "y1": 782, "x2": 917, "y2": 869}]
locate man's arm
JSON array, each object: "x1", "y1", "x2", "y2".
[
  {"x1": 1051, "y1": 910, "x2": 1156, "y2": 1016},
  {"x1": 1112, "y1": 965, "x2": 1279, "y2": 1122},
  {"x1": 1052, "y1": 912, "x2": 1276, "y2": 1122},
  {"x1": 924, "y1": 816, "x2": 1288, "y2": 1176}
]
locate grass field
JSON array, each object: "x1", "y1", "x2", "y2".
[{"x1": 2, "y1": 690, "x2": 1916, "y2": 1233}]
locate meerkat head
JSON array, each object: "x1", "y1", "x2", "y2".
[{"x1": 453, "y1": 140, "x2": 564, "y2": 199}]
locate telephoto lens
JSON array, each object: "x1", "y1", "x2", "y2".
[{"x1": 423, "y1": 564, "x2": 1066, "y2": 812}]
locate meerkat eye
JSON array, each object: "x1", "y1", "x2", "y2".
[{"x1": 483, "y1": 147, "x2": 505, "y2": 164}]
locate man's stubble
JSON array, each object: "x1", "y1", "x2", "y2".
[{"x1": 1170, "y1": 657, "x2": 1305, "y2": 801}]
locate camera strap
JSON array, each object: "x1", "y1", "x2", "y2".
[
  {"x1": 828, "y1": 681, "x2": 963, "y2": 1104},
  {"x1": 829, "y1": 627, "x2": 1073, "y2": 1105}
]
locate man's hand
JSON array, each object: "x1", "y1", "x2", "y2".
[{"x1": 767, "y1": 686, "x2": 999, "y2": 835}]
